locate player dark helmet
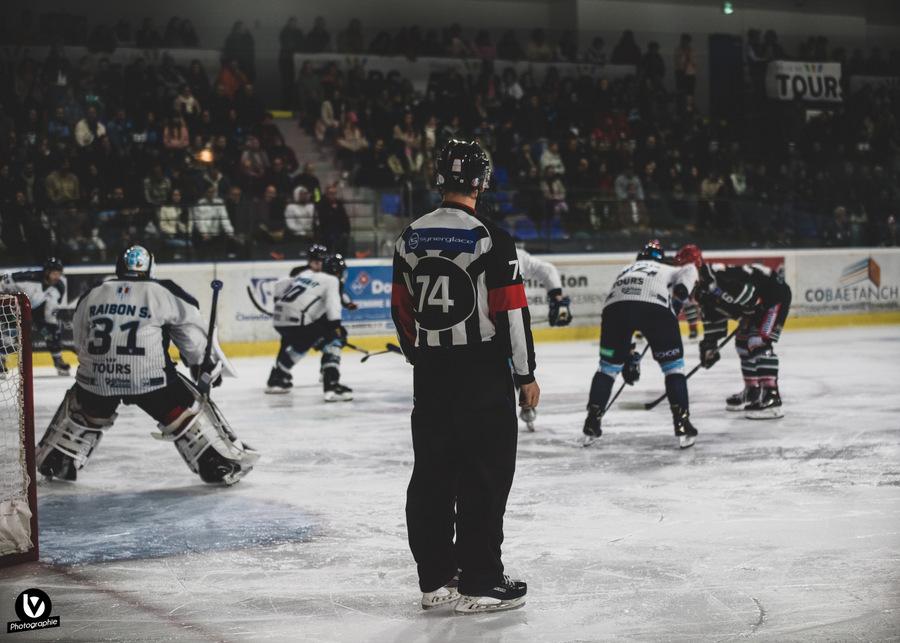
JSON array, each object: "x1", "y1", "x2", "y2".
[
  {"x1": 636, "y1": 239, "x2": 665, "y2": 262},
  {"x1": 323, "y1": 254, "x2": 347, "y2": 279},
  {"x1": 43, "y1": 257, "x2": 64, "y2": 274},
  {"x1": 675, "y1": 244, "x2": 703, "y2": 269},
  {"x1": 435, "y1": 139, "x2": 491, "y2": 194},
  {"x1": 307, "y1": 243, "x2": 328, "y2": 261},
  {"x1": 116, "y1": 245, "x2": 154, "y2": 280}
]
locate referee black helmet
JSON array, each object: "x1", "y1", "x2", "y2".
[{"x1": 435, "y1": 139, "x2": 491, "y2": 194}]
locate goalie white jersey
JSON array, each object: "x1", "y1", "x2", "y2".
[
  {"x1": 605, "y1": 260, "x2": 698, "y2": 311},
  {"x1": 272, "y1": 269, "x2": 342, "y2": 328},
  {"x1": 74, "y1": 278, "x2": 213, "y2": 396}
]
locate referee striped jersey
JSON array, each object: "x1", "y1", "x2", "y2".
[{"x1": 391, "y1": 202, "x2": 536, "y2": 385}]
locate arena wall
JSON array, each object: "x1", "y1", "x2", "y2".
[{"x1": 22, "y1": 247, "x2": 900, "y2": 365}]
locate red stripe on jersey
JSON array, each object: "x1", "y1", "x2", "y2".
[
  {"x1": 488, "y1": 284, "x2": 528, "y2": 317},
  {"x1": 391, "y1": 285, "x2": 416, "y2": 343}
]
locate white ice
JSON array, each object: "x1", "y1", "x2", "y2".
[{"x1": 2, "y1": 325, "x2": 899, "y2": 641}]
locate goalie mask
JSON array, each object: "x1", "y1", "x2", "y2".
[{"x1": 116, "y1": 245, "x2": 154, "y2": 280}]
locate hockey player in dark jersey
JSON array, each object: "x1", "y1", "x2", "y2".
[
  {"x1": 694, "y1": 254, "x2": 791, "y2": 419},
  {"x1": 35, "y1": 245, "x2": 258, "y2": 484},
  {"x1": 675, "y1": 245, "x2": 704, "y2": 340},
  {"x1": 583, "y1": 240, "x2": 699, "y2": 448},
  {"x1": 392, "y1": 139, "x2": 537, "y2": 613},
  {"x1": 266, "y1": 253, "x2": 353, "y2": 401},
  {"x1": 1, "y1": 258, "x2": 71, "y2": 375}
]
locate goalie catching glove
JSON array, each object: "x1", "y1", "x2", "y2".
[
  {"x1": 699, "y1": 336, "x2": 720, "y2": 369},
  {"x1": 548, "y1": 289, "x2": 573, "y2": 327}
]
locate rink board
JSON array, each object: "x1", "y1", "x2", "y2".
[{"x1": 15, "y1": 247, "x2": 900, "y2": 364}]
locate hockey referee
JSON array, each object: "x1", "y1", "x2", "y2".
[{"x1": 391, "y1": 139, "x2": 539, "y2": 614}]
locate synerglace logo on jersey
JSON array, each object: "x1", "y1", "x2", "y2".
[{"x1": 7, "y1": 588, "x2": 61, "y2": 634}]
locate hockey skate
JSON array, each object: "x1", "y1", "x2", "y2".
[
  {"x1": 421, "y1": 576, "x2": 460, "y2": 610},
  {"x1": 745, "y1": 387, "x2": 783, "y2": 420},
  {"x1": 265, "y1": 368, "x2": 293, "y2": 394},
  {"x1": 671, "y1": 404, "x2": 698, "y2": 449},
  {"x1": 726, "y1": 386, "x2": 759, "y2": 411},
  {"x1": 323, "y1": 382, "x2": 353, "y2": 402},
  {"x1": 455, "y1": 576, "x2": 527, "y2": 614},
  {"x1": 38, "y1": 449, "x2": 78, "y2": 481},
  {"x1": 53, "y1": 355, "x2": 71, "y2": 376},
  {"x1": 520, "y1": 406, "x2": 537, "y2": 432},
  {"x1": 582, "y1": 404, "x2": 603, "y2": 447}
]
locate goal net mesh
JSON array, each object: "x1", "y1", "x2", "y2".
[{"x1": 0, "y1": 294, "x2": 33, "y2": 556}]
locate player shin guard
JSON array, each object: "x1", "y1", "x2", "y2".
[
  {"x1": 590, "y1": 360, "x2": 622, "y2": 406},
  {"x1": 36, "y1": 387, "x2": 115, "y2": 480},
  {"x1": 321, "y1": 340, "x2": 352, "y2": 401}
]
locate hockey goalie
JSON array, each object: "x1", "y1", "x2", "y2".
[{"x1": 36, "y1": 245, "x2": 259, "y2": 485}]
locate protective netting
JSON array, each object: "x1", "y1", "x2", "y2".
[{"x1": 0, "y1": 293, "x2": 33, "y2": 557}]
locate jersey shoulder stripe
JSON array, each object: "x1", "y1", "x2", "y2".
[{"x1": 154, "y1": 279, "x2": 199, "y2": 308}]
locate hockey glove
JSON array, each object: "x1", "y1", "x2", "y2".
[
  {"x1": 191, "y1": 361, "x2": 223, "y2": 395},
  {"x1": 622, "y1": 345, "x2": 642, "y2": 385},
  {"x1": 343, "y1": 300, "x2": 359, "y2": 311},
  {"x1": 548, "y1": 295, "x2": 573, "y2": 327},
  {"x1": 334, "y1": 325, "x2": 349, "y2": 346},
  {"x1": 699, "y1": 336, "x2": 720, "y2": 369}
]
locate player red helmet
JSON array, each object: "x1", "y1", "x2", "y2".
[{"x1": 675, "y1": 244, "x2": 703, "y2": 269}]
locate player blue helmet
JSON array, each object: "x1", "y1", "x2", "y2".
[
  {"x1": 637, "y1": 239, "x2": 664, "y2": 262},
  {"x1": 435, "y1": 139, "x2": 491, "y2": 194},
  {"x1": 116, "y1": 245, "x2": 154, "y2": 280}
]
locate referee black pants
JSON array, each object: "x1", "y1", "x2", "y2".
[{"x1": 406, "y1": 347, "x2": 518, "y2": 594}]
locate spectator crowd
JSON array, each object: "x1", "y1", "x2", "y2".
[
  {"x1": 292, "y1": 26, "x2": 899, "y2": 248},
  {"x1": 0, "y1": 43, "x2": 357, "y2": 264}
]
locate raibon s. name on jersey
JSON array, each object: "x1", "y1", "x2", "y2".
[{"x1": 73, "y1": 279, "x2": 208, "y2": 396}]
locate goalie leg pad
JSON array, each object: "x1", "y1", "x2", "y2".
[
  {"x1": 154, "y1": 391, "x2": 260, "y2": 485},
  {"x1": 36, "y1": 387, "x2": 117, "y2": 479}
]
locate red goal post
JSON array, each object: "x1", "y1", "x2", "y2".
[{"x1": 0, "y1": 292, "x2": 39, "y2": 567}]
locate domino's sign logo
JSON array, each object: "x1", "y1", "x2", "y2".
[
  {"x1": 8, "y1": 588, "x2": 60, "y2": 633},
  {"x1": 350, "y1": 270, "x2": 371, "y2": 296}
]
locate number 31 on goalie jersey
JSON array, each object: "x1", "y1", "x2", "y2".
[{"x1": 410, "y1": 256, "x2": 476, "y2": 331}]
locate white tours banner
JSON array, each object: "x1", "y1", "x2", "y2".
[{"x1": 765, "y1": 61, "x2": 843, "y2": 102}]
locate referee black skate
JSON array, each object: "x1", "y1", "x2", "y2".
[{"x1": 391, "y1": 139, "x2": 539, "y2": 614}]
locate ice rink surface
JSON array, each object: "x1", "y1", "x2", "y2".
[{"x1": 2, "y1": 325, "x2": 899, "y2": 642}]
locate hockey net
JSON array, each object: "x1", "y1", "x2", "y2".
[{"x1": 0, "y1": 292, "x2": 38, "y2": 566}]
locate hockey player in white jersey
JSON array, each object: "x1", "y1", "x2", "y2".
[
  {"x1": 35, "y1": 246, "x2": 258, "y2": 484},
  {"x1": 515, "y1": 247, "x2": 572, "y2": 430},
  {"x1": 582, "y1": 240, "x2": 699, "y2": 448},
  {"x1": 266, "y1": 254, "x2": 353, "y2": 401},
  {"x1": 1, "y1": 258, "x2": 71, "y2": 376}
]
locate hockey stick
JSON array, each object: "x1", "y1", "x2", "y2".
[
  {"x1": 360, "y1": 343, "x2": 403, "y2": 363},
  {"x1": 643, "y1": 327, "x2": 739, "y2": 410},
  {"x1": 604, "y1": 343, "x2": 650, "y2": 414},
  {"x1": 198, "y1": 279, "x2": 224, "y2": 398},
  {"x1": 343, "y1": 341, "x2": 370, "y2": 356}
]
